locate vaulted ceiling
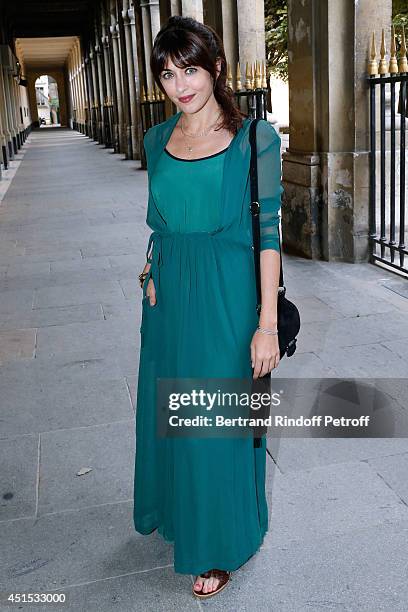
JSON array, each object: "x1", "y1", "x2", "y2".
[
  {"x1": 5, "y1": 0, "x2": 95, "y2": 38},
  {"x1": 15, "y1": 36, "x2": 79, "y2": 71},
  {"x1": 2, "y1": 0, "x2": 96, "y2": 72}
]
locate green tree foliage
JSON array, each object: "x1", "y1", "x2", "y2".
[
  {"x1": 265, "y1": 0, "x2": 288, "y2": 82},
  {"x1": 393, "y1": 0, "x2": 408, "y2": 41},
  {"x1": 393, "y1": 0, "x2": 408, "y2": 20},
  {"x1": 264, "y1": 1, "x2": 407, "y2": 83},
  {"x1": 390, "y1": 0, "x2": 408, "y2": 56}
]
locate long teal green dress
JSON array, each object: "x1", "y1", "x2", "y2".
[{"x1": 133, "y1": 112, "x2": 283, "y2": 575}]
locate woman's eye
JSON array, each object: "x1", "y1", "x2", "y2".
[{"x1": 161, "y1": 67, "x2": 196, "y2": 79}]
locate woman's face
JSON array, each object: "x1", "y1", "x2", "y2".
[{"x1": 158, "y1": 56, "x2": 221, "y2": 113}]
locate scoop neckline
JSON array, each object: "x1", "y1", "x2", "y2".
[{"x1": 164, "y1": 145, "x2": 230, "y2": 162}]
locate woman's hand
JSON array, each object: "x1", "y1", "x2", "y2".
[
  {"x1": 250, "y1": 330, "x2": 280, "y2": 378},
  {"x1": 140, "y1": 262, "x2": 157, "y2": 306},
  {"x1": 145, "y1": 277, "x2": 157, "y2": 306}
]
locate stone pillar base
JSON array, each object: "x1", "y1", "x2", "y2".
[{"x1": 282, "y1": 151, "x2": 322, "y2": 259}]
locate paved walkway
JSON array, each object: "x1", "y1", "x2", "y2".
[{"x1": 1, "y1": 127, "x2": 408, "y2": 611}]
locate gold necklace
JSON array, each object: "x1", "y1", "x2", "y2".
[{"x1": 180, "y1": 111, "x2": 223, "y2": 153}]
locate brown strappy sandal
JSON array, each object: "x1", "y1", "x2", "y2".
[{"x1": 192, "y1": 568, "x2": 231, "y2": 599}]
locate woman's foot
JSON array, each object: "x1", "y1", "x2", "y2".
[{"x1": 192, "y1": 569, "x2": 231, "y2": 598}]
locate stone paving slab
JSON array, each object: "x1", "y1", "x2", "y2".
[
  {"x1": 0, "y1": 303, "x2": 104, "y2": 333},
  {"x1": 0, "y1": 363, "x2": 133, "y2": 435},
  {"x1": 268, "y1": 460, "x2": 408, "y2": 547},
  {"x1": 366, "y1": 451, "x2": 408, "y2": 505},
  {"x1": 35, "y1": 315, "x2": 139, "y2": 359},
  {"x1": 0, "y1": 568, "x2": 195, "y2": 612},
  {"x1": 0, "y1": 287, "x2": 36, "y2": 315},
  {"x1": 1, "y1": 247, "x2": 83, "y2": 265},
  {"x1": 38, "y1": 420, "x2": 135, "y2": 515},
  {"x1": 0, "y1": 503, "x2": 174, "y2": 593},
  {"x1": 306, "y1": 342, "x2": 408, "y2": 378},
  {"x1": 295, "y1": 310, "x2": 408, "y2": 355},
  {"x1": 0, "y1": 434, "x2": 38, "y2": 521},
  {"x1": 0, "y1": 328, "x2": 37, "y2": 365},
  {"x1": 33, "y1": 280, "x2": 127, "y2": 309},
  {"x1": 201, "y1": 519, "x2": 408, "y2": 611},
  {"x1": 0, "y1": 346, "x2": 129, "y2": 386},
  {"x1": 267, "y1": 437, "x2": 408, "y2": 473}
]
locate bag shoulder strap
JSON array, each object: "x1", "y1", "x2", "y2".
[{"x1": 249, "y1": 118, "x2": 284, "y2": 315}]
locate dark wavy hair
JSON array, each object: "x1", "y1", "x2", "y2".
[{"x1": 150, "y1": 16, "x2": 247, "y2": 135}]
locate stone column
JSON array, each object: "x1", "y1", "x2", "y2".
[
  {"x1": 236, "y1": 0, "x2": 265, "y2": 66},
  {"x1": 101, "y1": 2, "x2": 113, "y2": 147},
  {"x1": 91, "y1": 44, "x2": 103, "y2": 142},
  {"x1": 170, "y1": 0, "x2": 181, "y2": 15},
  {"x1": 0, "y1": 63, "x2": 11, "y2": 166},
  {"x1": 68, "y1": 70, "x2": 75, "y2": 129},
  {"x1": 96, "y1": 43, "x2": 106, "y2": 143},
  {"x1": 117, "y1": 9, "x2": 133, "y2": 159},
  {"x1": 80, "y1": 60, "x2": 87, "y2": 132},
  {"x1": 76, "y1": 42, "x2": 85, "y2": 130},
  {"x1": 123, "y1": 0, "x2": 142, "y2": 159},
  {"x1": 84, "y1": 55, "x2": 94, "y2": 138},
  {"x1": 69, "y1": 50, "x2": 78, "y2": 129},
  {"x1": 110, "y1": 19, "x2": 125, "y2": 152},
  {"x1": 12, "y1": 77, "x2": 22, "y2": 148},
  {"x1": 101, "y1": 33, "x2": 113, "y2": 147},
  {"x1": 149, "y1": 0, "x2": 161, "y2": 39},
  {"x1": 89, "y1": 50, "x2": 100, "y2": 140},
  {"x1": 128, "y1": 2, "x2": 144, "y2": 159},
  {"x1": 181, "y1": 0, "x2": 203, "y2": 23},
  {"x1": 283, "y1": 0, "x2": 392, "y2": 262},
  {"x1": 221, "y1": 0, "x2": 238, "y2": 89},
  {"x1": 2, "y1": 65, "x2": 16, "y2": 158},
  {"x1": 6, "y1": 66, "x2": 19, "y2": 152},
  {"x1": 72, "y1": 43, "x2": 79, "y2": 128},
  {"x1": 140, "y1": 1, "x2": 154, "y2": 92},
  {"x1": 77, "y1": 39, "x2": 88, "y2": 133}
]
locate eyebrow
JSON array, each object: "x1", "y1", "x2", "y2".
[{"x1": 161, "y1": 65, "x2": 194, "y2": 73}]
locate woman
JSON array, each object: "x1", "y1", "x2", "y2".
[{"x1": 133, "y1": 15, "x2": 283, "y2": 599}]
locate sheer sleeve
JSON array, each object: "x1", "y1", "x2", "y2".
[
  {"x1": 256, "y1": 119, "x2": 283, "y2": 253},
  {"x1": 143, "y1": 128, "x2": 154, "y2": 263}
]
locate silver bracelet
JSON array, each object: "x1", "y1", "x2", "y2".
[{"x1": 256, "y1": 325, "x2": 278, "y2": 335}]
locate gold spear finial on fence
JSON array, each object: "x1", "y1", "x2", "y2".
[
  {"x1": 141, "y1": 85, "x2": 146, "y2": 102},
  {"x1": 226, "y1": 62, "x2": 233, "y2": 89},
  {"x1": 236, "y1": 62, "x2": 243, "y2": 90},
  {"x1": 368, "y1": 32, "x2": 378, "y2": 75},
  {"x1": 398, "y1": 25, "x2": 408, "y2": 73},
  {"x1": 146, "y1": 87, "x2": 151, "y2": 102},
  {"x1": 245, "y1": 62, "x2": 252, "y2": 89},
  {"x1": 255, "y1": 59, "x2": 262, "y2": 88},
  {"x1": 389, "y1": 25, "x2": 398, "y2": 73},
  {"x1": 379, "y1": 28, "x2": 388, "y2": 74},
  {"x1": 251, "y1": 62, "x2": 256, "y2": 88},
  {"x1": 261, "y1": 60, "x2": 267, "y2": 88}
]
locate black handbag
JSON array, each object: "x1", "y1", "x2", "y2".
[{"x1": 249, "y1": 118, "x2": 301, "y2": 363}]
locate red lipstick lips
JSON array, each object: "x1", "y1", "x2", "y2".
[{"x1": 178, "y1": 94, "x2": 195, "y2": 103}]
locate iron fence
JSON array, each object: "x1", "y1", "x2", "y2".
[{"x1": 368, "y1": 27, "x2": 408, "y2": 275}]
